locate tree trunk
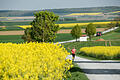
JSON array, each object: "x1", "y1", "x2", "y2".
[
  {"x1": 89, "y1": 35, "x2": 92, "y2": 41},
  {"x1": 43, "y1": 30, "x2": 44, "y2": 42},
  {"x1": 109, "y1": 41, "x2": 112, "y2": 46},
  {"x1": 105, "y1": 41, "x2": 107, "y2": 46},
  {"x1": 76, "y1": 38, "x2": 77, "y2": 42}
]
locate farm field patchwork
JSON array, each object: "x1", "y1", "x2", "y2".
[
  {"x1": 0, "y1": 28, "x2": 106, "y2": 36},
  {"x1": 58, "y1": 21, "x2": 116, "y2": 27},
  {"x1": 65, "y1": 13, "x2": 102, "y2": 16},
  {"x1": 19, "y1": 22, "x2": 115, "y2": 29},
  {"x1": 0, "y1": 34, "x2": 74, "y2": 43},
  {"x1": 18, "y1": 21, "x2": 113, "y2": 28},
  {"x1": 111, "y1": 11, "x2": 120, "y2": 13}
]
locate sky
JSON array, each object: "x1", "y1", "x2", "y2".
[{"x1": 0, "y1": 0, "x2": 120, "y2": 10}]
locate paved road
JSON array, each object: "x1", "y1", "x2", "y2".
[{"x1": 66, "y1": 55, "x2": 120, "y2": 80}]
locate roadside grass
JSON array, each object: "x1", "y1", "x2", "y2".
[
  {"x1": 67, "y1": 63, "x2": 89, "y2": 80},
  {"x1": 76, "y1": 52, "x2": 99, "y2": 60}
]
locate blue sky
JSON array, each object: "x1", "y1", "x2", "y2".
[{"x1": 0, "y1": 0, "x2": 120, "y2": 10}]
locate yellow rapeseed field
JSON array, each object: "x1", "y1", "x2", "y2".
[
  {"x1": 58, "y1": 22, "x2": 112, "y2": 27},
  {"x1": 111, "y1": 11, "x2": 120, "y2": 13},
  {"x1": 19, "y1": 25, "x2": 32, "y2": 29},
  {"x1": 65, "y1": 13, "x2": 102, "y2": 16},
  {"x1": 19, "y1": 21, "x2": 112, "y2": 29},
  {"x1": 0, "y1": 42, "x2": 72, "y2": 80},
  {"x1": 80, "y1": 46, "x2": 120, "y2": 59}
]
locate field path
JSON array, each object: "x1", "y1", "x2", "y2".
[
  {"x1": 58, "y1": 28, "x2": 106, "y2": 33},
  {"x1": 0, "y1": 28, "x2": 106, "y2": 35},
  {"x1": 66, "y1": 55, "x2": 120, "y2": 80}
]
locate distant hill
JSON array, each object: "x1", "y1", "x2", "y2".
[{"x1": 0, "y1": 6, "x2": 120, "y2": 17}]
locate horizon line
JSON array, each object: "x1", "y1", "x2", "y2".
[{"x1": 0, "y1": 6, "x2": 120, "y2": 11}]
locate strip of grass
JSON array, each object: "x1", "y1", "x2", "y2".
[
  {"x1": 92, "y1": 27, "x2": 120, "y2": 40},
  {"x1": 54, "y1": 33, "x2": 74, "y2": 42},
  {"x1": 0, "y1": 35, "x2": 24, "y2": 43},
  {"x1": 0, "y1": 27, "x2": 24, "y2": 31},
  {"x1": 67, "y1": 63, "x2": 89, "y2": 80},
  {"x1": 0, "y1": 33, "x2": 74, "y2": 43},
  {"x1": 1, "y1": 21, "x2": 31, "y2": 26}
]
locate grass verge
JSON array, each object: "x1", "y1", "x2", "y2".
[
  {"x1": 67, "y1": 63, "x2": 89, "y2": 80},
  {"x1": 0, "y1": 35, "x2": 24, "y2": 43},
  {"x1": 54, "y1": 33, "x2": 74, "y2": 42},
  {"x1": 0, "y1": 33, "x2": 74, "y2": 43}
]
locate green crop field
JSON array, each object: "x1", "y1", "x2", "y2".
[
  {"x1": 0, "y1": 35, "x2": 24, "y2": 43},
  {"x1": 0, "y1": 21, "x2": 31, "y2": 26},
  {"x1": 92, "y1": 27, "x2": 120, "y2": 40},
  {"x1": 0, "y1": 27, "x2": 24, "y2": 31},
  {"x1": 0, "y1": 33, "x2": 74, "y2": 43},
  {"x1": 54, "y1": 33, "x2": 74, "y2": 42}
]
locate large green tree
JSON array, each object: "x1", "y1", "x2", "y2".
[
  {"x1": 22, "y1": 11, "x2": 59, "y2": 42},
  {"x1": 85, "y1": 23, "x2": 96, "y2": 41},
  {"x1": 71, "y1": 24, "x2": 82, "y2": 42}
]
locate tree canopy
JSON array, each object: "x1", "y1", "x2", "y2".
[
  {"x1": 85, "y1": 23, "x2": 96, "y2": 41},
  {"x1": 71, "y1": 24, "x2": 82, "y2": 41},
  {"x1": 22, "y1": 11, "x2": 59, "y2": 42}
]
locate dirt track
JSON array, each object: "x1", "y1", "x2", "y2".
[
  {"x1": 57, "y1": 28, "x2": 106, "y2": 33},
  {"x1": 0, "y1": 31, "x2": 24, "y2": 35},
  {"x1": 0, "y1": 28, "x2": 106, "y2": 35}
]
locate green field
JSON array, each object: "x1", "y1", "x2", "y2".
[
  {"x1": 1, "y1": 21, "x2": 31, "y2": 26},
  {"x1": 0, "y1": 33, "x2": 75, "y2": 43},
  {"x1": 92, "y1": 27, "x2": 120, "y2": 40},
  {"x1": 0, "y1": 27, "x2": 24, "y2": 31},
  {"x1": 55, "y1": 33, "x2": 74, "y2": 42},
  {"x1": 0, "y1": 35, "x2": 24, "y2": 43}
]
